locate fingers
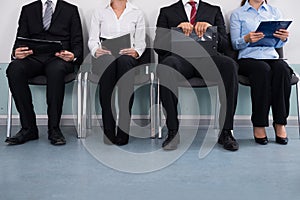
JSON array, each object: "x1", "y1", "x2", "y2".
[
  {"x1": 246, "y1": 32, "x2": 264, "y2": 43},
  {"x1": 194, "y1": 22, "x2": 212, "y2": 37},
  {"x1": 15, "y1": 47, "x2": 33, "y2": 59},
  {"x1": 95, "y1": 48, "x2": 111, "y2": 58},
  {"x1": 177, "y1": 22, "x2": 193, "y2": 36},
  {"x1": 274, "y1": 29, "x2": 289, "y2": 41},
  {"x1": 119, "y1": 48, "x2": 138, "y2": 58},
  {"x1": 55, "y1": 50, "x2": 75, "y2": 62}
]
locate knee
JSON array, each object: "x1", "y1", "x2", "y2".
[
  {"x1": 116, "y1": 55, "x2": 136, "y2": 68},
  {"x1": 6, "y1": 60, "x2": 25, "y2": 79}
]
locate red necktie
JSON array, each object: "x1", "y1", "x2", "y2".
[{"x1": 188, "y1": 0, "x2": 197, "y2": 25}]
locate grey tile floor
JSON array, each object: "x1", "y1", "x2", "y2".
[{"x1": 1, "y1": 125, "x2": 300, "y2": 200}]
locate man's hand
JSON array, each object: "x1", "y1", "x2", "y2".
[
  {"x1": 55, "y1": 50, "x2": 75, "y2": 62},
  {"x1": 177, "y1": 22, "x2": 194, "y2": 36},
  {"x1": 244, "y1": 32, "x2": 264, "y2": 43},
  {"x1": 119, "y1": 48, "x2": 139, "y2": 58},
  {"x1": 14, "y1": 47, "x2": 33, "y2": 59},
  {"x1": 194, "y1": 22, "x2": 212, "y2": 37},
  {"x1": 95, "y1": 48, "x2": 111, "y2": 58},
  {"x1": 273, "y1": 29, "x2": 289, "y2": 42}
]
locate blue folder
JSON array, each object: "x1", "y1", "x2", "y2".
[{"x1": 249, "y1": 21, "x2": 292, "y2": 47}]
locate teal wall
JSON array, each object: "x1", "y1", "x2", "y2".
[{"x1": 1, "y1": 63, "x2": 300, "y2": 117}]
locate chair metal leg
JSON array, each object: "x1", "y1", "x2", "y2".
[
  {"x1": 296, "y1": 78, "x2": 300, "y2": 138},
  {"x1": 213, "y1": 87, "x2": 219, "y2": 129},
  {"x1": 157, "y1": 78, "x2": 162, "y2": 139},
  {"x1": 77, "y1": 72, "x2": 82, "y2": 138},
  {"x1": 150, "y1": 72, "x2": 155, "y2": 138},
  {"x1": 81, "y1": 72, "x2": 89, "y2": 138},
  {"x1": 7, "y1": 89, "x2": 12, "y2": 138}
]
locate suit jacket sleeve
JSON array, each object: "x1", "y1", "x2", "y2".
[
  {"x1": 69, "y1": 6, "x2": 83, "y2": 65},
  {"x1": 214, "y1": 6, "x2": 229, "y2": 53},
  {"x1": 154, "y1": 8, "x2": 172, "y2": 61},
  {"x1": 12, "y1": 6, "x2": 29, "y2": 57}
]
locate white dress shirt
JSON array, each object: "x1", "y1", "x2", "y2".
[
  {"x1": 88, "y1": 2, "x2": 146, "y2": 58},
  {"x1": 182, "y1": 0, "x2": 198, "y2": 21},
  {"x1": 41, "y1": 0, "x2": 57, "y2": 16}
]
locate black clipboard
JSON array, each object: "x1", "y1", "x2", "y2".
[
  {"x1": 100, "y1": 33, "x2": 131, "y2": 56},
  {"x1": 171, "y1": 26, "x2": 218, "y2": 57},
  {"x1": 16, "y1": 37, "x2": 63, "y2": 54},
  {"x1": 249, "y1": 20, "x2": 292, "y2": 47}
]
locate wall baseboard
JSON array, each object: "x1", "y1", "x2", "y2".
[{"x1": 1, "y1": 115, "x2": 299, "y2": 127}]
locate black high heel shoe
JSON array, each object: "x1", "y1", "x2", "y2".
[
  {"x1": 254, "y1": 136, "x2": 268, "y2": 145},
  {"x1": 273, "y1": 122, "x2": 288, "y2": 145}
]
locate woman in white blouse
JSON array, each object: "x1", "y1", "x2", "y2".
[{"x1": 88, "y1": 0, "x2": 146, "y2": 145}]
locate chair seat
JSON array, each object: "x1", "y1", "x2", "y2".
[
  {"x1": 178, "y1": 77, "x2": 218, "y2": 88},
  {"x1": 28, "y1": 72, "x2": 77, "y2": 85},
  {"x1": 239, "y1": 74, "x2": 299, "y2": 86}
]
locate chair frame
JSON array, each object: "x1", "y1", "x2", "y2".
[
  {"x1": 6, "y1": 71, "x2": 82, "y2": 139},
  {"x1": 80, "y1": 66, "x2": 156, "y2": 139}
]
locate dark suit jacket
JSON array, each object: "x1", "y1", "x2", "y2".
[
  {"x1": 12, "y1": 0, "x2": 83, "y2": 65},
  {"x1": 154, "y1": 0, "x2": 229, "y2": 61}
]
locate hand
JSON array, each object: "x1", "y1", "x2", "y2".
[
  {"x1": 95, "y1": 48, "x2": 111, "y2": 58},
  {"x1": 273, "y1": 29, "x2": 289, "y2": 42},
  {"x1": 244, "y1": 31, "x2": 265, "y2": 43},
  {"x1": 55, "y1": 50, "x2": 75, "y2": 62},
  {"x1": 119, "y1": 48, "x2": 138, "y2": 58},
  {"x1": 14, "y1": 47, "x2": 33, "y2": 59},
  {"x1": 194, "y1": 22, "x2": 212, "y2": 37},
  {"x1": 177, "y1": 22, "x2": 194, "y2": 36}
]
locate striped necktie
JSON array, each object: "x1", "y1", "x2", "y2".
[
  {"x1": 188, "y1": 0, "x2": 197, "y2": 25},
  {"x1": 43, "y1": 0, "x2": 53, "y2": 30}
]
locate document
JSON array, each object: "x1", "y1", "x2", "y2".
[
  {"x1": 249, "y1": 20, "x2": 292, "y2": 47},
  {"x1": 100, "y1": 33, "x2": 131, "y2": 56},
  {"x1": 16, "y1": 37, "x2": 63, "y2": 54}
]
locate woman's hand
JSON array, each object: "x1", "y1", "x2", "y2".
[
  {"x1": 55, "y1": 50, "x2": 75, "y2": 62},
  {"x1": 244, "y1": 32, "x2": 264, "y2": 43},
  {"x1": 95, "y1": 48, "x2": 111, "y2": 58},
  {"x1": 119, "y1": 48, "x2": 138, "y2": 58},
  {"x1": 273, "y1": 29, "x2": 289, "y2": 42},
  {"x1": 177, "y1": 22, "x2": 194, "y2": 36},
  {"x1": 194, "y1": 22, "x2": 212, "y2": 37},
  {"x1": 14, "y1": 47, "x2": 33, "y2": 59}
]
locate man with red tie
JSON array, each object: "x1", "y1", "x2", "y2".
[
  {"x1": 6, "y1": 0, "x2": 83, "y2": 145},
  {"x1": 154, "y1": 0, "x2": 239, "y2": 151}
]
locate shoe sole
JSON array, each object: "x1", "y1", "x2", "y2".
[{"x1": 5, "y1": 137, "x2": 39, "y2": 145}]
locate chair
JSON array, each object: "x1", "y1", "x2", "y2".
[
  {"x1": 6, "y1": 69, "x2": 82, "y2": 139},
  {"x1": 80, "y1": 36, "x2": 155, "y2": 138},
  {"x1": 236, "y1": 48, "x2": 300, "y2": 136}
]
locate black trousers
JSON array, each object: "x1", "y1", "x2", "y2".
[
  {"x1": 238, "y1": 58, "x2": 292, "y2": 126},
  {"x1": 157, "y1": 54, "x2": 239, "y2": 131},
  {"x1": 6, "y1": 55, "x2": 74, "y2": 130},
  {"x1": 92, "y1": 55, "x2": 138, "y2": 139}
]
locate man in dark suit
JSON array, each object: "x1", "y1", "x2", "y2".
[
  {"x1": 154, "y1": 0, "x2": 239, "y2": 151},
  {"x1": 6, "y1": 0, "x2": 83, "y2": 145}
]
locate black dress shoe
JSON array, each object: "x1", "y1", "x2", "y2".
[
  {"x1": 218, "y1": 130, "x2": 239, "y2": 151},
  {"x1": 48, "y1": 128, "x2": 66, "y2": 145},
  {"x1": 254, "y1": 136, "x2": 268, "y2": 145},
  {"x1": 115, "y1": 127, "x2": 129, "y2": 146},
  {"x1": 273, "y1": 122, "x2": 288, "y2": 145},
  {"x1": 5, "y1": 127, "x2": 39, "y2": 145},
  {"x1": 162, "y1": 130, "x2": 180, "y2": 150}
]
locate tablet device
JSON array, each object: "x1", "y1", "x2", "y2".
[
  {"x1": 100, "y1": 33, "x2": 131, "y2": 56},
  {"x1": 249, "y1": 20, "x2": 292, "y2": 47},
  {"x1": 16, "y1": 37, "x2": 63, "y2": 54}
]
